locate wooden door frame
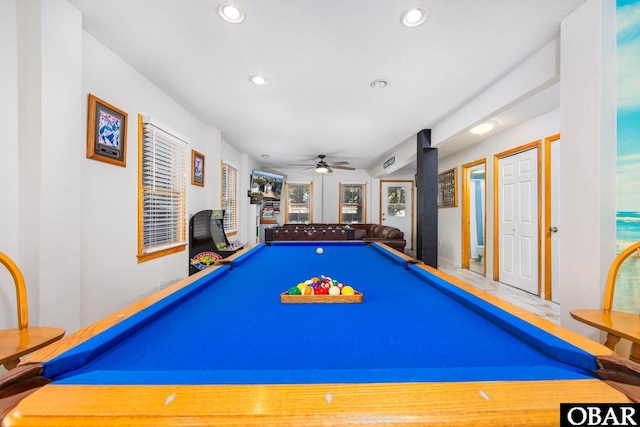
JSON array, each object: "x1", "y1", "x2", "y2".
[
  {"x1": 493, "y1": 140, "x2": 542, "y2": 293},
  {"x1": 461, "y1": 158, "x2": 487, "y2": 273},
  {"x1": 379, "y1": 180, "x2": 415, "y2": 250},
  {"x1": 544, "y1": 133, "x2": 561, "y2": 300}
]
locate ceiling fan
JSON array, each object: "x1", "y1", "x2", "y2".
[{"x1": 287, "y1": 155, "x2": 355, "y2": 174}]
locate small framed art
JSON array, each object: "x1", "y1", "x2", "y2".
[
  {"x1": 438, "y1": 168, "x2": 458, "y2": 208},
  {"x1": 86, "y1": 94, "x2": 128, "y2": 167},
  {"x1": 192, "y1": 150, "x2": 205, "y2": 186}
]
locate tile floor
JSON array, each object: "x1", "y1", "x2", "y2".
[{"x1": 406, "y1": 251, "x2": 560, "y2": 324}]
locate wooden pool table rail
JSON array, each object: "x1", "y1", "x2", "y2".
[{"x1": 3, "y1": 379, "x2": 629, "y2": 427}]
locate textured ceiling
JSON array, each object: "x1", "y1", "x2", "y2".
[{"x1": 67, "y1": 0, "x2": 586, "y2": 171}]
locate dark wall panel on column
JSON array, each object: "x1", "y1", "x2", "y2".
[{"x1": 415, "y1": 129, "x2": 438, "y2": 268}]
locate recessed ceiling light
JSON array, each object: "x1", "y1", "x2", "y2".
[
  {"x1": 250, "y1": 74, "x2": 269, "y2": 85},
  {"x1": 218, "y1": 3, "x2": 245, "y2": 24},
  {"x1": 470, "y1": 120, "x2": 497, "y2": 135},
  {"x1": 370, "y1": 79, "x2": 388, "y2": 89},
  {"x1": 261, "y1": 154, "x2": 270, "y2": 158},
  {"x1": 401, "y1": 6, "x2": 429, "y2": 27}
]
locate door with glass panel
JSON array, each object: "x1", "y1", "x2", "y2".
[{"x1": 381, "y1": 181, "x2": 413, "y2": 250}]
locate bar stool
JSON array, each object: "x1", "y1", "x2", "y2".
[
  {"x1": 571, "y1": 242, "x2": 640, "y2": 362},
  {"x1": 0, "y1": 252, "x2": 65, "y2": 370}
]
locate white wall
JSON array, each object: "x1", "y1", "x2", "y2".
[
  {"x1": 0, "y1": 0, "x2": 21, "y2": 328},
  {"x1": 559, "y1": 0, "x2": 616, "y2": 336},
  {"x1": 80, "y1": 31, "x2": 220, "y2": 326}
]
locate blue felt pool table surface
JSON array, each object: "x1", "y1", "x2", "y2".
[{"x1": 44, "y1": 241, "x2": 597, "y2": 386}]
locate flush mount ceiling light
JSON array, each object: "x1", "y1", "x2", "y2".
[
  {"x1": 249, "y1": 74, "x2": 269, "y2": 85},
  {"x1": 370, "y1": 79, "x2": 389, "y2": 89},
  {"x1": 401, "y1": 6, "x2": 429, "y2": 27},
  {"x1": 218, "y1": 3, "x2": 245, "y2": 24},
  {"x1": 470, "y1": 120, "x2": 497, "y2": 135}
]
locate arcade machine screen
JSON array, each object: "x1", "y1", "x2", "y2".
[{"x1": 210, "y1": 210, "x2": 242, "y2": 255}]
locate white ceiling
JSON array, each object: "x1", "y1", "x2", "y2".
[{"x1": 67, "y1": 0, "x2": 585, "y2": 172}]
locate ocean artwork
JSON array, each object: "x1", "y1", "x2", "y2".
[{"x1": 614, "y1": 1, "x2": 640, "y2": 313}]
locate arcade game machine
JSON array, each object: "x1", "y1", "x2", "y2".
[{"x1": 188, "y1": 210, "x2": 242, "y2": 276}]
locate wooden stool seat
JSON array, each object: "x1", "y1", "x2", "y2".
[
  {"x1": 570, "y1": 309, "x2": 640, "y2": 362},
  {"x1": 0, "y1": 326, "x2": 65, "y2": 370},
  {"x1": 0, "y1": 252, "x2": 65, "y2": 370},
  {"x1": 571, "y1": 242, "x2": 640, "y2": 362}
]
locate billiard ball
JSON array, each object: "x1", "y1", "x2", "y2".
[
  {"x1": 315, "y1": 286, "x2": 329, "y2": 295},
  {"x1": 328, "y1": 286, "x2": 341, "y2": 296},
  {"x1": 341, "y1": 286, "x2": 355, "y2": 295},
  {"x1": 316, "y1": 247, "x2": 323, "y2": 255},
  {"x1": 288, "y1": 286, "x2": 301, "y2": 295}
]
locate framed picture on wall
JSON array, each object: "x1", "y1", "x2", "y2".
[
  {"x1": 86, "y1": 94, "x2": 128, "y2": 167},
  {"x1": 438, "y1": 168, "x2": 458, "y2": 208},
  {"x1": 192, "y1": 150, "x2": 205, "y2": 187}
]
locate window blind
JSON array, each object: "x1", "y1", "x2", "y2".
[
  {"x1": 221, "y1": 162, "x2": 238, "y2": 233},
  {"x1": 140, "y1": 121, "x2": 187, "y2": 254}
]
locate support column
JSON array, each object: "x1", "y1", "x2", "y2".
[{"x1": 415, "y1": 130, "x2": 438, "y2": 268}]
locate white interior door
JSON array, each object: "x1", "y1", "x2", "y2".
[
  {"x1": 381, "y1": 181, "x2": 413, "y2": 250},
  {"x1": 499, "y1": 149, "x2": 538, "y2": 294}
]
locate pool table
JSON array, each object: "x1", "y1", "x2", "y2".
[{"x1": 0, "y1": 242, "x2": 630, "y2": 426}]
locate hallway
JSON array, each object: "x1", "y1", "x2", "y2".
[{"x1": 408, "y1": 253, "x2": 560, "y2": 324}]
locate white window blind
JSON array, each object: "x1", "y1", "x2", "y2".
[
  {"x1": 221, "y1": 162, "x2": 238, "y2": 233},
  {"x1": 140, "y1": 120, "x2": 187, "y2": 255}
]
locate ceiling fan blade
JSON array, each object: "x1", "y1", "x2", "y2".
[
  {"x1": 325, "y1": 161, "x2": 350, "y2": 166},
  {"x1": 331, "y1": 165, "x2": 355, "y2": 170},
  {"x1": 287, "y1": 163, "x2": 316, "y2": 167}
]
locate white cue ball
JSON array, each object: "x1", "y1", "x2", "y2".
[
  {"x1": 328, "y1": 286, "x2": 340, "y2": 295},
  {"x1": 316, "y1": 247, "x2": 323, "y2": 255}
]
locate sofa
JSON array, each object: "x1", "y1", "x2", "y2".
[{"x1": 347, "y1": 223, "x2": 406, "y2": 252}]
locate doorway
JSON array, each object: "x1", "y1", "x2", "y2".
[
  {"x1": 494, "y1": 141, "x2": 541, "y2": 295},
  {"x1": 380, "y1": 180, "x2": 414, "y2": 250},
  {"x1": 462, "y1": 159, "x2": 487, "y2": 276}
]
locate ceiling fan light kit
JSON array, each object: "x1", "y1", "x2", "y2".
[{"x1": 287, "y1": 155, "x2": 356, "y2": 174}]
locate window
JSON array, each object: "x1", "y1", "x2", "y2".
[
  {"x1": 138, "y1": 115, "x2": 187, "y2": 262},
  {"x1": 221, "y1": 161, "x2": 238, "y2": 235},
  {"x1": 339, "y1": 183, "x2": 366, "y2": 223},
  {"x1": 286, "y1": 183, "x2": 313, "y2": 223}
]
